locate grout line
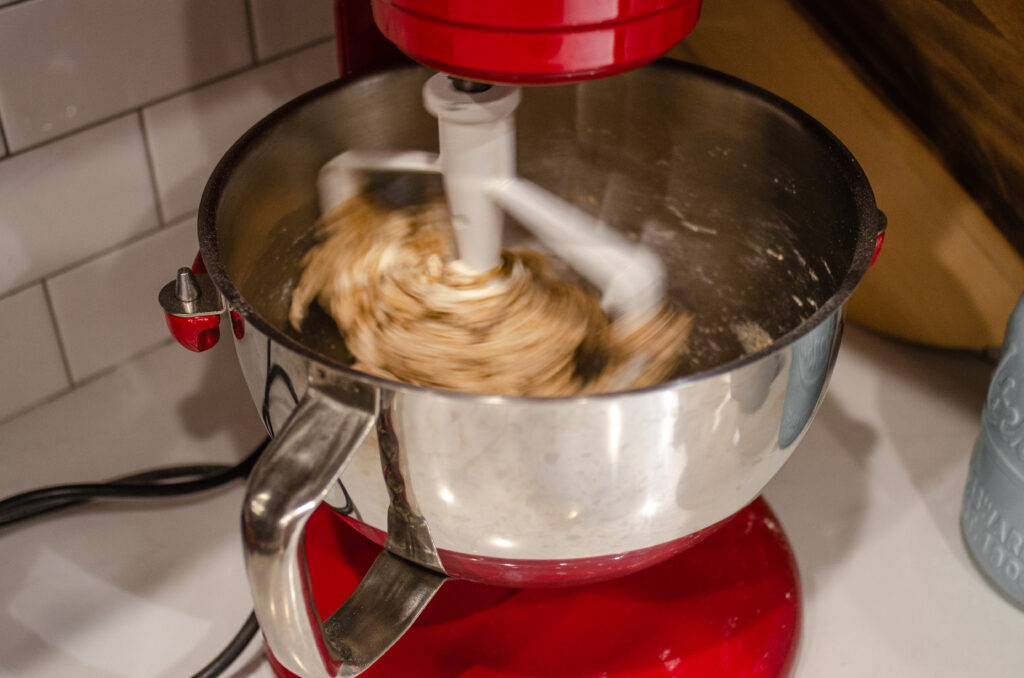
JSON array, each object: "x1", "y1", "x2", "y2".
[
  {"x1": 70, "y1": 337, "x2": 177, "y2": 392},
  {"x1": 0, "y1": 385, "x2": 74, "y2": 428},
  {"x1": 0, "y1": 61, "x2": 241, "y2": 158},
  {"x1": 243, "y1": 0, "x2": 261, "y2": 64},
  {"x1": 0, "y1": 278, "x2": 51, "y2": 303},
  {"x1": 0, "y1": 337, "x2": 177, "y2": 427},
  {"x1": 137, "y1": 111, "x2": 168, "y2": 227},
  {"x1": 1, "y1": 110, "x2": 141, "y2": 159},
  {"x1": 40, "y1": 280, "x2": 77, "y2": 387},
  {"x1": 0, "y1": 213, "x2": 197, "y2": 304},
  {"x1": 0, "y1": 337, "x2": 177, "y2": 426},
  {"x1": 0, "y1": 34, "x2": 337, "y2": 301},
  {"x1": 268, "y1": 35, "x2": 336, "y2": 64},
  {"x1": 0, "y1": 39, "x2": 334, "y2": 160},
  {"x1": 0, "y1": 66, "x2": 249, "y2": 158}
]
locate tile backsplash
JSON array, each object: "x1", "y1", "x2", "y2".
[
  {"x1": 143, "y1": 42, "x2": 337, "y2": 224},
  {"x1": 250, "y1": 0, "x2": 336, "y2": 61},
  {"x1": 46, "y1": 216, "x2": 204, "y2": 384},
  {"x1": 0, "y1": 285, "x2": 69, "y2": 421},
  {"x1": 0, "y1": 115, "x2": 158, "y2": 296},
  {"x1": 0, "y1": 0, "x2": 253, "y2": 152},
  {"x1": 0, "y1": 0, "x2": 336, "y2": 421}
]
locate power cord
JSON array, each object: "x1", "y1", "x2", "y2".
[
  {"x1": 191, "y1": 611, "x2": 261, "y2": 678},
  {"x1": 0, "y1": 436, "x2": 271, "y2": 678}
]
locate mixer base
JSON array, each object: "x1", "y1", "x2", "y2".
[{"x1": 266, "y1": 498, "x2": 801, "y2": 677}]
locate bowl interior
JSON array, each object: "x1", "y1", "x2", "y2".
[{"x1": 202, "y1": 61, "x2": 878, "y2": 381}]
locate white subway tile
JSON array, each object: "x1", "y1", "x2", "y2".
[
  {"x1": 0, "y1": 285, "x2": 70, "y2": 420},
  {"x1": 47, "y1": 217, "x2": 201, "y2": 383},
  {"x1": 0, "y1": 339, "x2": 265, "y2": 492},
  {"x1": 249, "y1": 0, "x2": 335, "y2": 61},
  {"x1": 0, "y1": 115, "x2": 159, "y2": 296},
  {"x1": 143, "y1": 42, "x2": 337, "y2": 222},
  {"x1": 0, "y1": 0, "x2": 252, "y2": 151}
]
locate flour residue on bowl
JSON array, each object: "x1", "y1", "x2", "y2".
[{"x1": 731, "y1": 320, "x2": 773, "y2": 354}]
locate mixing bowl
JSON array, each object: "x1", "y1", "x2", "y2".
[{"x1": 195, "y1": 61, "x2": 884, "y2": 677}]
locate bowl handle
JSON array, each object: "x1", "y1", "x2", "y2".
[{"x1": 242, "y1": 384, "x2": 447, "y2": 677}]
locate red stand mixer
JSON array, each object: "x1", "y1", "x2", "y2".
[{"x1": 160, "y1": 1, "x2": 885, "y2": 676}]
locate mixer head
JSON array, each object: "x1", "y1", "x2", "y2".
[{"x1": 369, "y1": 0, "x2": 703, "y2": 85}]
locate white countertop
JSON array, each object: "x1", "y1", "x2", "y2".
[{"x1": 1, "y1": 326, "x2": 1021, "y2": 677}]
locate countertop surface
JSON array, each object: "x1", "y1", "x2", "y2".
[{"x1": 1, "y1": 326, "x2": 1021, "y2": 677}]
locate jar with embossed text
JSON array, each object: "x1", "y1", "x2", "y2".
[{"x1": 963, "y1": 293, "x2": 1024, "y2": 606}]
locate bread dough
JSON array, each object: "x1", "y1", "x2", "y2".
[{"x1": 289, "y1": 196, "x2": 692, "y2": 396}]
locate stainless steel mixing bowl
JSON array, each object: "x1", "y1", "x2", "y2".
[{"x1": 197, "y1": 61, "x2": 884, "y2": 677}]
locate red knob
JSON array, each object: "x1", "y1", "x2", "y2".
[
  {"x1": 165, "y1": 313, "x2": 221, "y2": 352},
  {"x1": 161, "y1": 251, "x2": 223, "y2": 352}
]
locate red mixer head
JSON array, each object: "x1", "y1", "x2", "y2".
[{"x1": 370, "y1": 0, "x2": 703, "y2": 84}]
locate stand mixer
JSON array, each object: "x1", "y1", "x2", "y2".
[{"x1": 158, "y1": 1, "x2": 886, "y2": 675}]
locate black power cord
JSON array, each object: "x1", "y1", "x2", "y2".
[
  {"x1": 192, "y1": 611, "x2": 261, "y2": 678},
  {"x1": 0, "y1": 436, "x2": 271, "y2": 678},
  {"x1": 0, "y1": 438, "x2": 269, "y2": 528}
]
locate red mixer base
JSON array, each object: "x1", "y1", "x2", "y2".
[{"x1": 267, "y1": 498, "x2": 801, "y2": 677}]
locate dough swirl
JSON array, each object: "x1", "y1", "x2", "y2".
[{"x1": 289, "y1": 196, "x2": 691, "y2": 396}]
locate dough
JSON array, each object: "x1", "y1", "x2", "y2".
[{"x1": 289, "y1": 195, "x2": 692, "y2": 396}]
